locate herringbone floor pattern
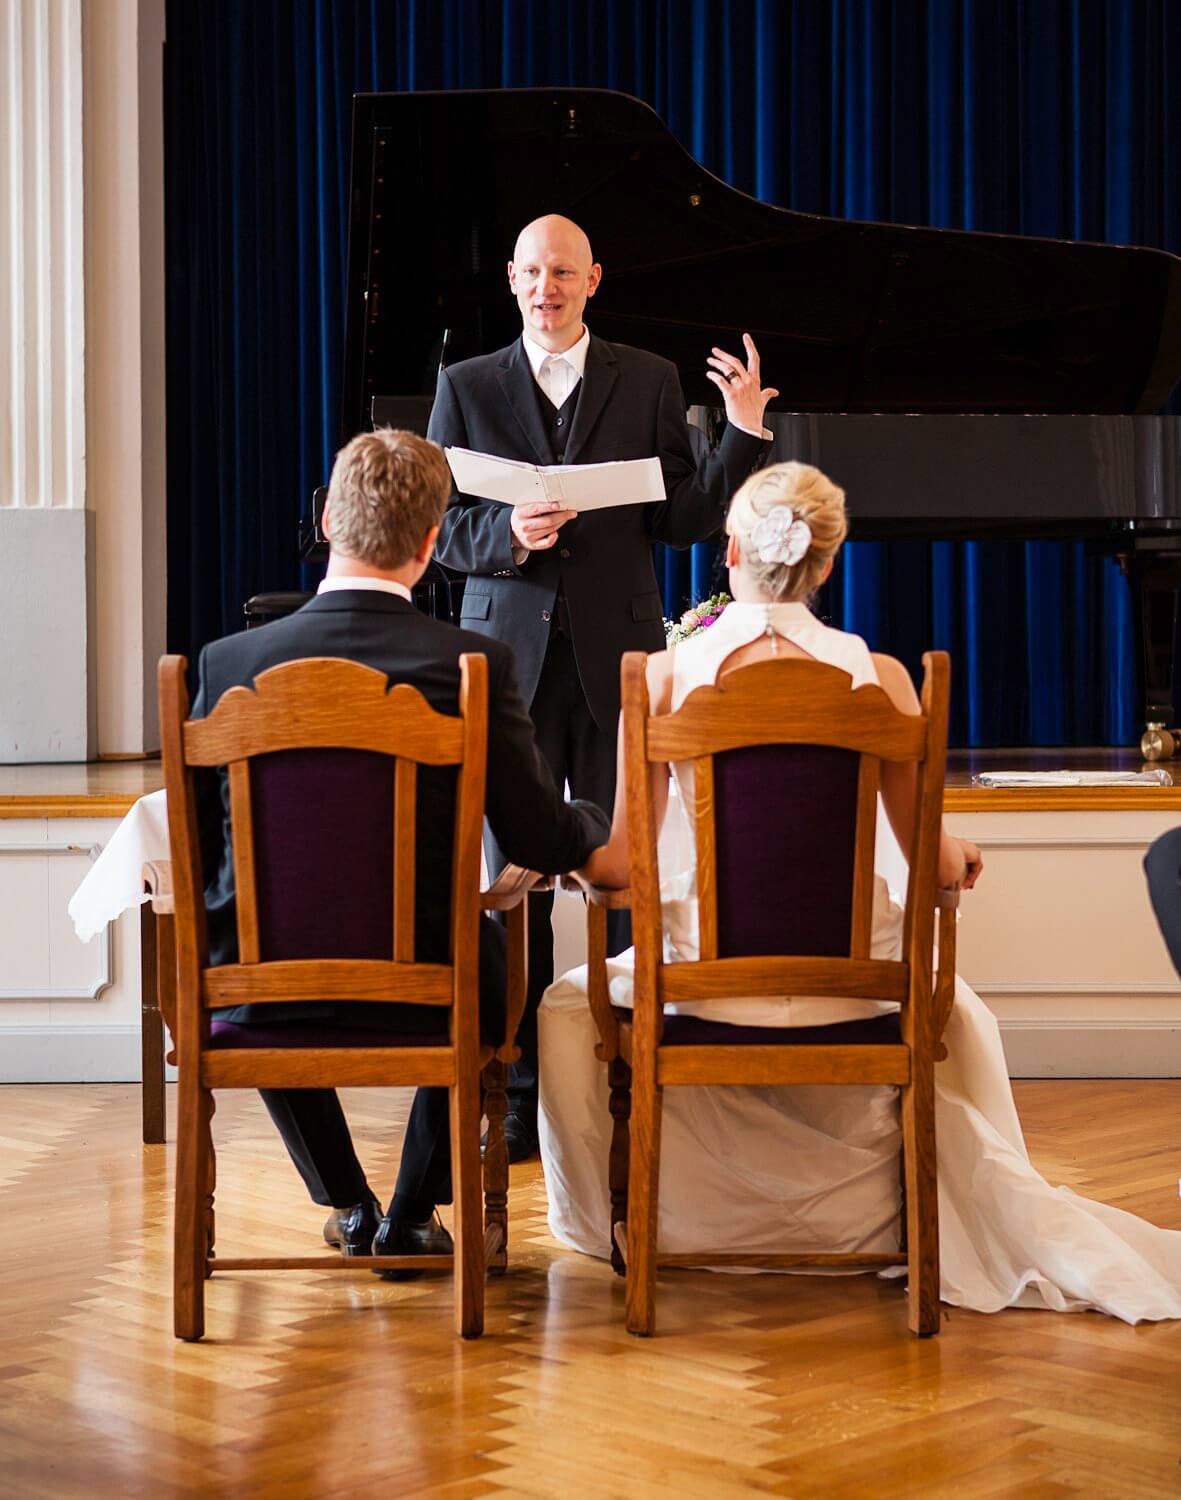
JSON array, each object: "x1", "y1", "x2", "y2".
[{"x1": 0, "y1": 1081, "x2": 1178, "y2": 1498}]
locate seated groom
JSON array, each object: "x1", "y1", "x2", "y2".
[{"x1": 190, "y1": 428, "x2": 609, "y2": 1270}]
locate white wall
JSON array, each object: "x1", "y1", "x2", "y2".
[
  {"x1": 948, "y1": 808, "x2": 1181, "y2": 1076},
  {"x1": 0, "y1": 816, "x2": 142, "y2": 1081},
  {"x1": 0, "y1": 0, "x2": 166, "y2": 763},
  {"x1": 83, "y1": 0, "x2": 166, "y2": 756}
]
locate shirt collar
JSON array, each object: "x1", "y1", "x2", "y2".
[
  {"x1": 317, "y1": 576, "x2": 412, "y2": 602},
  {"x1": 521, "y1": 326, "x2": 590, "y2": 382}
]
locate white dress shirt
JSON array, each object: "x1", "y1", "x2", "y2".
[
  {"x1": 522, "y1": 327, "x2": 590, "y2": 409},
  {"x1": 317, "y1": 576, "x2": 412, "y2": 601}
]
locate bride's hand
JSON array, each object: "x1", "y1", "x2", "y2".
[{"x1": 958, "y1": 838, "x2": 984, "y2": 889}]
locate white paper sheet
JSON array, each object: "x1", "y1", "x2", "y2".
[
  {"x1": 972, "y1": 770, "x2": 1172, "y2": 788},
  {"x1": 445, "y1": 446, "x2": 665, "y2": 511}
]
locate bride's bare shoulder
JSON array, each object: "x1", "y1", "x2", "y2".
[
  {"x1": 870, "y1": 651, "x2": 922, "y2": 715},
  {"x1": 645, "y1": 646, "x2": 676, "y2": 716}
]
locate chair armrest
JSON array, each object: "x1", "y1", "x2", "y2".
[
  {"x1": 933, "y1": 886, "x2": 959, "y2": 1059},
  {"x1": 560, "y1": 871, "x2": 633, "y2": 910},
  {"x1": 142, "y1": 859, "x2": 174, "y2": 915},
  {"x1": 481, "y1": 864, "x2": 554, "y2": 912}
]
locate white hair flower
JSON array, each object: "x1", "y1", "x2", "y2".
[{"x1": 747, "y1": 506, "x2": 812, "y2": 567}]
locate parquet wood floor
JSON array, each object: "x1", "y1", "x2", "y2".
[{"x1": 0, "y1": 1081, "x2": 1178, "y2": 1498}]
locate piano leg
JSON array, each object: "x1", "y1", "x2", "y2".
[{"x1": 1116, "y1": 544, "x2": 1181, "y2": 756}]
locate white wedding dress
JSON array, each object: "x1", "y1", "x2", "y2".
[{"x1": 538, "y1": 601, "x2": 1181, "y2": 1323}]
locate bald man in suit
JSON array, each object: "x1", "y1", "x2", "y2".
[{"x1": 427, "y1": 215, "x2": 776, "y2": 1155}]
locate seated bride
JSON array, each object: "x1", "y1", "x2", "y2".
[{"x1": 538, "y1": 460, "x2": 1181, "y2": 1324}]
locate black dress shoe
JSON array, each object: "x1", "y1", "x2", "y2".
[
  {"x1": 322, "y1": 1197, "x2": 383, "y2": 1257},
  {"x1": 371, "y1": 1211, "x2": 454, "y2": 1280},
  {"x1": 481, "y1": 1111, "x2": 539, "y2": 1163}
]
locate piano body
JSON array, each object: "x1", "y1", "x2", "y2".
[{"x1": 309, "y1": 87, "x2": 1181, "y2": 740}]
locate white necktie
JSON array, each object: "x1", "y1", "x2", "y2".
[{"x1": 540, "y1": 354, "x2": 575, "y2": 409}]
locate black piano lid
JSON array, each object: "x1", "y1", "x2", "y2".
[{"x1": 341, "y1": 87, "x2": 1181, "y2": 439}]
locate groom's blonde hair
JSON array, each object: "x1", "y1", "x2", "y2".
[
  {"x1": 726, "y1": 461, "x2": 848, "y2": 601},
  {"x1": 326, "y1": 428, "x2": 451, "y2": 568}
]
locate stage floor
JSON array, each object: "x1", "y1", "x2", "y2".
[{"x1": 0, "y1": 1081, "x2": 1177, "y2": 1497}]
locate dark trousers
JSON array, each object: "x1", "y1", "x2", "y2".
[
  {"x1": 1145, "y1": 826, "x2": 1181, "y2": 977},
  {"x1": 485, "y1": 632, "x2": 631, "y2": 1124},
  {"x1": 258, "y1": 917, "x2": 506, "y2": 1216}
]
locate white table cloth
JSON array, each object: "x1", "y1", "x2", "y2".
[{"x1": 68, "y1": 789, "x2": 171, "y2": 942}]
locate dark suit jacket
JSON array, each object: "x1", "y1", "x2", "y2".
[
  {"x1": 191, "y1": 589, "x2": 609, "y2": 1024},
  {"x1": 427, "y1": 334, "x2": 765, "y2": 727}
]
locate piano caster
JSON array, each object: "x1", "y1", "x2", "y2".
[{"x1": 1141, "y1": 723, "x2": 1179, "y2": 761}]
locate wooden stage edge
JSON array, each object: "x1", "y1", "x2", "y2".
[{"x1": 2, "y1": 747, "x2": 1181, "y2": 817}]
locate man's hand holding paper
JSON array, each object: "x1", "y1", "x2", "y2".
[{"x1": 512, "y1": 499, "x2": 577, "y2": 552}]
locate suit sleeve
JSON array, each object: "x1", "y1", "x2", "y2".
[
  {"x1": 428, "y1": 367, "x2": 522, "y2": 577},
  {"x1": 645, "y1": 365, "x2": 767, "y2": 549},
  {"x1": 482, "y1": 647, "x2": 610, "y2": 873}
]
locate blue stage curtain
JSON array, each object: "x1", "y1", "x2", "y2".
[{"x1": 165, "y1": 0, "x2": 1181, "y2": 745}]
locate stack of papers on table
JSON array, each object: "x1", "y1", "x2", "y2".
[
  {"x1": 445, "y1": 447, "x2": 665, "y2": 511},
  {"x1": 971, "y1": 770, "x2": 1173, "y2": 787}
]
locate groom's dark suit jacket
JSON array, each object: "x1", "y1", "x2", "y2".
[
  {"x1": 190, "y1": 589, "x2": 609, "y2": 1025},
  {"x1": 428, "y1": 334, "x2": 765, "y2": 728}
]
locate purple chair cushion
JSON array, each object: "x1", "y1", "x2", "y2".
[
  {"x1": 248, "y1": 748, "x2": 396, "y2": 962},
  {"x1": 713, "y1": 743, "x2": 860, "y2": 958},
  {"x1": 209, "y1": 1019, "x2": 448, "y2": 1050},
  {"x1": 612, "y1": 1006, "x2": 900, "y2": 1048}
]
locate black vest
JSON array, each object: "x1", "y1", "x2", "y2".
[
  {"x1": 531, "y1": 374, "x2": 582, "y2": 632},
  {"x1": 531, "y1": 373, "x2": 582, "y2": 464}
]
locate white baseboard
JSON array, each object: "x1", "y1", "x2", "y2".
[
  {"x1": 0, "y1": 1022, "x2": 1177, "y2": 1083},
  {"x1": 0, "y1": 1026, "x2": 175, "y2": 1083},
  {"x1": 999, "y1": 1020, "x2": 1181, "y2": 1078}
]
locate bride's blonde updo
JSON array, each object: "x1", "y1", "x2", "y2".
[{"x1": 726, "y1": 461, "x2": 848, "y2": 602}]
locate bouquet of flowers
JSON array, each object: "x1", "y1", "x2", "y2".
[{"x1": 664, "y1": 592, "x2": 732, "y2": 645}]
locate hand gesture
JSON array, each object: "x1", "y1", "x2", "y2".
[
  {"x1": 511, "y1": 500, "x2": 577, "y2": 552},
  {"x1": 706, "y1": 334, "x2": 779, "y2": 433}
]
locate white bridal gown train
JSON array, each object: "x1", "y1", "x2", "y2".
[{"x1": 538, "y1": 602, "x2": 1181, "y2": 1323}]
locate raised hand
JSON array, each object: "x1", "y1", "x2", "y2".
[
  {"x1": 511, "y1": 500, "x2": 577, "y2": 552},
  {"x1": 705, "y1": 333, "x2": 779, "y2": 434}
]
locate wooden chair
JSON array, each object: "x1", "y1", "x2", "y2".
[
  {"x1": 159, "y1": 652, "x2": 533, "y2": 1342},
  {"x1": 569, "y1": 650, "x2": 957, "y2": 1338}
]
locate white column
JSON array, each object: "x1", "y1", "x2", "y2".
[
  {"x1": 0, "y1": 0, "x2": 167, "y2": 762},
  {"x1": 0, "y1": 0, "x2": 85, "y2": 514},
  {"x1": 0, "y1": 0, "x2": 91, "y2": 761}
]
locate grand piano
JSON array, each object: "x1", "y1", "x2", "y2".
[{"x1": 307, "y1": 86, "x2": 1181, "y2": 738}]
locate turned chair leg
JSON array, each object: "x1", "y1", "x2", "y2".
[
  {"x1": 901, "y1": 1059, "x2": 940, "y2": 1337},
  {"x1": 607, "y1": 1057, "x2": 631, "y2": 1277},
  {"x1": 624, "y1": 1067, "x2": 663, "y2": 1337},
  {"x1": 204, "y1": 1094, "x2": 217, "y2": 1274},
  {"x1": 174, "y1": 1078, "x2": 212, "y2": 1341},
  {"x1": 482, "y1": 1059, "x2": 509, "y2": 1275},
  {"x1": 140, "y1": 905, "x2": 166, "y2": 1145},
  {"x1": 451, "y1": 1071, "x2": 485, "y2": 1340}
]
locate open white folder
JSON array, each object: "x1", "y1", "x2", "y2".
[{"x1": 445, "y1": 446, "x2": 665, "y2": 511}]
